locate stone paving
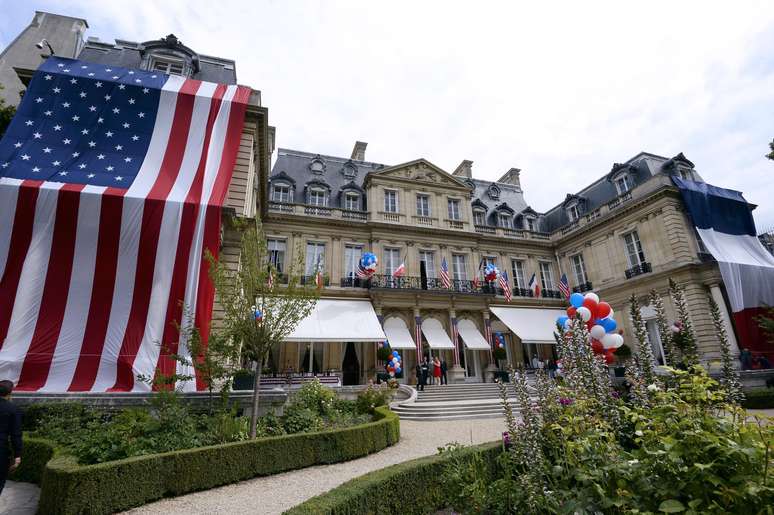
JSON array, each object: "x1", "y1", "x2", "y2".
[{"x1": 0, "y1": 481, "x2": 40, "y2": 515}]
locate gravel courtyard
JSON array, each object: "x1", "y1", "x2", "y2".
[{"x1": 123, "y1": 417, "x2": 506, "y2": 515}]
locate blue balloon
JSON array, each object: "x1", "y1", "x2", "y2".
[
  {"x1": 395, "y1": 367, "x2": 402, "y2": 374},
  {"x1": 602, "y1": 318, "x2": 617, "y2": 333},
  {"x1": 392, "y1": 350, "x2": 399, "y2": 356},
  {"x1": 570, "y1": 293, "x2": 585, "y2": 308},
  {"x1": 556, "y1": 315, "x2": 568, "y2": 327}
]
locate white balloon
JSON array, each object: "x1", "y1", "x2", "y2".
[
  {"x1": 564, "y1": 319, "x2": 572, "y2": 330},
  {"x1": 601, "y1": 333, "x2": 618, "y2": 349},
  {"x1": 612, "y1": 334, "x2": 624, "y2": 348},
  {"x1": 584, "y1": 292, "x2": 599, "y2": 304},
  {"x1": 590, "y1": 325, "x2": 606, "y2": 340},
  {"x1": 577, "y1": 306, "x2": 592, "y2": 322}
]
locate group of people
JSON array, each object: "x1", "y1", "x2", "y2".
[
  {"x1": 739, "y1": 348, "x2": 772, "y2": 371},
  {"x1": 530, "y1": 356, "x2": 559, "y2": 378},
  {"x1": 414, "y1": 356, "x2": 447, "y2": 390}
]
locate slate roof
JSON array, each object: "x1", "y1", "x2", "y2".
[{"x1": 77, "y1": 35, "x2": 237, "y2": 84}]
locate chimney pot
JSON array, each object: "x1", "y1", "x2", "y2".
[
  {"x1": 453, "y1": 159, "x2": 473, "y2": 178},
  {"x1": 351, "y1": 141, "x2": 367, "y2": 161},
  {"x1": 497, "y1": 168, "x2": 522, "y2": 188}
]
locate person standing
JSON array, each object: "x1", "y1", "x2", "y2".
[
  {"x1": 420, "y1": 358, "x2": 430, "y2": 390},
  {"x1": 433, "y1": 357, "x2": 442, "y2": 385},
  {"x1": 440, "y1": 359, "x2": 448, "y2": 385},
  {"x1": 0, "y1": 380, "x2": 22, "y2": 496},
  {"x1": 415, "y1": 362, "x2": 424, "y2": 391},
  {"x1": 740, "y1": 348, "x2": 753, "y2": 371},
  {"x1": 547, "y1": 359, "x2": 557, "y2": 379}
]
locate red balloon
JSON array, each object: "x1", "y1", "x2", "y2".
[
  {"x1": 596, "y1": 302, "x2": 611, "y2": 319},
  {"x1": 604, "y1": 351, "x2": 615, "y2": 364},
  {"x1": 582, "y1": 297, "x2": 598, "y2": 317},
  {"x1": 567, "y1": 306, "x2": 577, "y2": 318},
  {"x1": 591, "y1": 340, "x2": 604, "y2": 354}
]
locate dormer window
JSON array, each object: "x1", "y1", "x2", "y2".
[
  {"x1": 498, "y1": 212, "x2": 513, "y2": 228},
  {"x1": 567, "y1": 203, "x2": 580, "y2": 222},
  {"x1": 342, "y1": 161, "x2": 357, "y2": 179},
  {"x1": 473, "y1": 208, "x2": 486, "y2": 226},
  {"x1": 308, "y1": 188, "x2": 328, "y2": 207},
  {"x1": 309, "y1": 157, "x2": 326, "y2": 175},
  {"x1": 525, "y1": 217, "x2": 536, "y2": 231},
  {"x1": 271, "y1": 183, "x2": 292, "y2": 203},
  {"x1": 150, "y1": 55, "x2": 185, "y2": 76},
  {"x1": 343, "y1": 192, "x2": 360, "y2": 211},
  {"x1": 614, "y1": 173, "x2": 630, "y2": 195},
  {"x1": 678, "y1": 168, "x2": 692, "y2": 181}
]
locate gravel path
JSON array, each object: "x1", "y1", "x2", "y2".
[{"x1": 123, "y1": 417, "x2": 506, "y2": 515}]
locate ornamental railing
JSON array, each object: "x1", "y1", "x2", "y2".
[
  {"x1": 572, "y1": 281, "x2": 593, "y2": 293},
  {"x1": 624, "y1": 262, "x2": 652, "y2": 279}
]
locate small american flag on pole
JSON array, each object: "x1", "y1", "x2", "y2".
[
  {"x1": 558, "y1": 273, "x2": 571, "y2": 300},
  {"x1": 0, "y1": 57, "x2": 250, "y2": 392},
  {"x1": 498, "y1": 270, "x2": 512, "y2": 302},
  {"x1": 439, "y1": 256, "x2": 451, "y2": 289}
]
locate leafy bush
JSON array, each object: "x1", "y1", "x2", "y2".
[
  {"x1": 742, "y1": 388, "x2": 774, "y2": 409},
  {"x1": 38, "y1": 407, "x2": 399, "y2": 515},
  {"x1": 9, "y1": 436, "x2": 56, "y2": 484},
  {"x1": 282, "y1": 404, "x2": 323, "y2": 434},
  {"x1": 291, "y1": 378, "x2": 337, "y2": 415},
  {"x1": 356, "y1": 383, "x2": 394, "y2": 414}
]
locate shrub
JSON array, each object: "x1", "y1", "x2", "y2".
[
  {"x1": 355, "y1": 383, "x2": 394, "y2": 414},
  {"x1": 742, "y1": 388, "x2": 774, "y2": 409},
  {"x1": 291, "y1": 378, "x2": 337, "y2": 416},
  {"x1": 38, "y1": 407, "x2": 399, "y2": 515},
  {"x1": 282, "y1": 404, "x2": 322, "y2": 434},
  {"x1": 9, "y1": 436, "x2": 56, "y2": 484}
]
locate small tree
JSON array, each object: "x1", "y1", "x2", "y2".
[
  {"x1": 767, "y1": 138, "x2": 774, "y2": 161},
  {"x1": 207, "y1": 219, "x2": 319, "y2": 438},
  {"x1": 668, "y1": 278, "x2": 699, "y2": 367},
  {"x1": 708, "y1": 295, "x2": 744, "y2": 405},
  {"x1": 649, "y1": 289, "x2": 674, "y2": 366},
  {"x1": 0, "y1": 85, "x2": 17, "y2": 140},
  {"x1": 629, "y1": 293, "x2": 656, "y2": 385}
]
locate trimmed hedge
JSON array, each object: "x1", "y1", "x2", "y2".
[
  {"x1": 9, "y1": 436, "x2": 56, "y2": 484},
  {"x1": 37, "y1": 407, "x2": 399, "y2": 515},
  {"x1": 285, "y1": 441, "x2": 502, "y2": 515},
  {"x1": 742, "y1": 388, "x2": 774, "y2": 409}
]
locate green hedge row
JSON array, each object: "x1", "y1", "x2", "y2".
[
  {"x1": 9, "y1": 436, "x2": 56, "y2": 484},
  {"x1": 36, "y1": 407, "x2": 399, "y2": 515},
  {"x1": 285, "y1": 441, "x2": 502, "y2": 515},
  {"x1": 742, "y1": 388, "x2": 774, "y2": 409}
]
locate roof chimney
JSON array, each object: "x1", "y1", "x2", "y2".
[
  {"x1": 497, "y1": 168, "x2": 521, "y2": 188},
  {"x1": 453, "y1": 159, "x2": 473, "y2": 178},
  {"x1": 351, "y1": 141, "x2": 367, "y2": 161}
]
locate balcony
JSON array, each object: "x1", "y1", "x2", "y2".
[
  {"x1": 369, "y1": 275, "x2": 484, "y2": 294},
  {"x1": 624, "y1": 262, "x2": 652, "y2": 279},
  {"x1": 541, "y1": 289, "x2": 564, "y2": 299},
  {"x1": 300, "y1": 275, "x2": 330, "y2": 286},
  {"x1": 446, "y1": 219, "x2": 464, "y2": 230},
  {"x1": 561, "y1": 220, "x2": 579, "y2": 235},
  {"x1": 412, "y1": 215, "x2": 435, "y2": 227},
  {"x1": 339, "y1": 277, "x2": 369, "y2": 288},
  {"x1": 607, "y1": 191, "x2": 633, "y2": 211},
  {"x1": 572, "y1": 281, "x2": 594, "y2": 293},
  {"x1": 502, "y1": 228, "x2": 525, "y2": 238},
  {"x1": 473, "y1": 224, "x2": 551, "y2": 241},
  {"x1": 268, "y1": 202, "x2": 368, "y2": 222},
  {"x1": 381, "y1": 212, "x2": 401, "y2": 223},
  {"x1": 304, "y1": 205, "x2": 331, "y2": 217},
  {"x1": 474, "y1": 224, "x2": 496, "y2": 234}
]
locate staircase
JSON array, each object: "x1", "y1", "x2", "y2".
[{"x1": 392, "y1": 383, "x2": 522, "y2": 421}]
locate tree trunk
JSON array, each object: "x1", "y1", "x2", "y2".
[{"x1": 249, "y1": 359, "x2": 263, "y2": 438}]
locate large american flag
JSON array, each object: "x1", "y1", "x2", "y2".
[
  {"x1": 439, "y1": 256, "x2": 451, "y2": 289},
  {"x1": 0, "y1": 57, "x2": 250, "y2": 392}
]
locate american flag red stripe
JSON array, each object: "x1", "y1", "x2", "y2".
[
  {"x1": 439, "y1": 257, "x2": 451, "y2": 289},
  {"x1": 498, "y1": 271, "x2": 512, "y2": 302},
  {"x1": 415, "y1": 316, "x2": 422, "y2": 361},
  {"x1": 0, "y1": 59, "x2": 250, "y2": 392}
]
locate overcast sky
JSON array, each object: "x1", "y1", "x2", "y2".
[{"x1": 2, "y1": 1, "x2": 774, "y2": 229}]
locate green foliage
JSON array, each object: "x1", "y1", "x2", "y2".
[
  {"x1": 9, "y1": 436, "x2": 56, "y2": 484},
  {"x1": 756, "y1": 306, "x2": 774, "y2": 344},
  {"x1": 742, "y1": 388, "x2": 774, "y2": 409},
  {"x1": 492, "y1": 346, "x2": 507, "y2": 360},
  {"x1": 0, "y1": 84, "x2": 16, "y2": 139},
  {"x1": 291, "y1": 377, "x2": 337, "y2": 415},
  {"x1": 355, "y1": 382, "x2": 394, "y2": 414},
  {"x1": 376, "y1": 345, "x2": 392, "y2": 362},
  {"x1": 286, "y1": 441, "x2": 501, "y2": 515},
  {"x1": 37, "y1": 407, "x2": 399, "y2": 515},
  {"x1": 767, "y1": 138, "x2": 774, "y2": 161}
]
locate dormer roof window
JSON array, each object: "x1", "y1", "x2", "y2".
[
  {"x1": 150, "y1": 55, "x2": 185, "y2": 75},
  {"x1": 487, "y1": 184, "x2": 500, "y2": 200},
  {"x1": 140, "y1": 34, "x2": 200, "y2": 78},
  {"x1": 613, "y1": 172, "x2": 630, "y2": 195},
  {"x1": 341, "y1": 160, "x2": 358, "y2": 178},
  {"x1": 309, "y1": 156, "x2": 326, "y2": 175}
]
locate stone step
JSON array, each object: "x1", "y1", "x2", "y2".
[
  {"x1": 393, "y1": 402, "x2": 517, "y2": 413},
  {"x1": 396, "y1": 411, "x2": 507, "y2": 421}
]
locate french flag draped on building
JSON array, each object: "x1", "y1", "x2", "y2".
[
  {"x1": 673, "y1": 177, "x2": 774, "y2": 355},
  {"x1": 0, "y1": 57, "x2": 250, "y2": 392}
]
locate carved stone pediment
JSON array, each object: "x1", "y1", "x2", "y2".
[{"x1": 370, "y1": 159, "x2": 469, "y2": 188}]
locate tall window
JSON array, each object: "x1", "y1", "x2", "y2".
[
  {"x1": 539, "y1": 261, "x2": 555, "y2": 290},
  {"x1": 305, "y1": 242, "x2": 325, "y2": 276},
  {"x1": 343, "y1": 192, "x2": 360, "y2": 211},
  {"x1": 343, "y1": 244, "x2": 363, "y2": 279},
  {"x1": 419, "y1": 250, "x2": 436, "y2": 278},
  {"x1": 473, "y1": 209, "x2": 485, "y2": 226},
  {"x1": 150, "y1": 56, "x2": 185, "y2": 75},
  {"x1": 271, "y1": 183, "x2": 291, "y2": 203},
  {"x1": 447, "y1": 199, "x2": 461, "y2": 220},
  {"x1": 483, "y1": 256, "x2": 497, "y2": 267},
  {"x1": 571, "y1": 254, "x2": 587, "y2": 285},
  {"x1": 525, "y1": 217, "x2": 536, "y2": 231},
  {"x1": 308, "y1": 188, "x2": 328, "y2": 206},
  {"x1": 614, "y1": 174, "x2": 630, "y2": 195},
  {"x1": 498, "y1": 213, "x2": 513, "y2": 228},
  {"x1": 452, "y1": 254, "x2": 467, "y2": 281},
  {"x1": 416, "y1": 194, "x2": 431, "y2": 217},
  {"x1": 384, "y1": 248, "x2": 401, "y2": 275},
  {"x1": 384, "y1": 190, "x2": 398, "y2": 213},
  {"x1": 268, "y1": 239, "x2": 286, "y2": 273},
  {"x1": 623, "y1": 230, "x2": 646, "y2": 267},
  {"x1": 567, "y1": 204, "x2": 580, "y2": 222},
  {"x1": 511, "y1": 259, "x2": 526, "y2": 288}
]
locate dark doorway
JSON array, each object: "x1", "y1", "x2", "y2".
[{"x1": 342, "y1": 342, "x2": 360, "y2": 385}]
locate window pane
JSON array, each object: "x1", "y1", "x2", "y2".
[
  {"x1": 268, "y1": 239, "x2": 286, "y2": 273},
  {"x1": 305, "y1": 242, "x2": 325, "y2": 276},
  {"x1": 416, "y1": 195, "x2": 430, "y2": 216},
  {"x1": 448, "y1": 199, "x2": 460, "y2": 220},
  {"x1": 624, "y1": 231, "x2": 645, "y2": 267},
  {"x1": 452, "y1": 254, "x2": 467, "y2": 280},
  {"x1": 384, "y1": 191, "x2": 397, "y2": 212},
  {"x1": 384, "y1": 248, "x2": 400, "y2": 274},
  {"x1": 572, "y1": 254, "x2": 586, "y2": 284},
  {"x1": 499, "y1": 213, "x2": 512, "y2": 228},
  {"x1": 474, "y1": 210, "x2": 485, "y2": 226},
  {"x1": 420, "y1": 251, "x2": 435, "y2": 278},
  {"x1": 540, "y1": 262, "x2": 554, "y2": 290},
  {"x1": 344, "y1": 244, "x2": 363, "y2": 278},
  {"x1": 511, "y1": 260, "x2": 525, "y2": 288}
]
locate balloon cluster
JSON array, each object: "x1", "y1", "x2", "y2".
[
  {"x1": 359, "y1": 252, "x2": 378, "y2": 278},
  {"x1": 251, "y1": 305, "x2": 263, "y2": 322},
  {"x1": 494, "y1": 332, "x2": 506, "y2": 349},
  {"x1": 484, "y1": 264, "x2": 500, "y2": 282},
  {"x1": 556, "y1": 292, "x2": 623, "y2": 364},
  {"x1": 385, "y1": 350, "x2": 402, "y2": 377}
]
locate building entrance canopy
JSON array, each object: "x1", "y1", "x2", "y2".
[
  {"x1": 383, "y1": 317, "x2": 417, "y2": 349},
  {"x1": 285, "y1": 299, "x2": 386, "y2": 342},
  {"x1": 421, "y1": 318, "x2": 456, "y2": 349},
  {"x1": 489, "y1": 307, "x2": 567, "y2": 345},
  {"x1": 456, "y1": 319, "x2": 491, "y2": 350}
]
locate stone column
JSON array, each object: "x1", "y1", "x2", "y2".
[
  {"x1": 413, "y1": 307, "x2": 422, "y2": 363},
  {"x1": 448, "y1": 310, "x2": 465, "y2": 383},
  {"x1": 375, "y1": 306, "x2": 384, "y2": 371},
  {"x1": 710, "y1": 284, "x2": 740, "y2": 359},
  {"x1": 483, "y1": 311, "x2": 499, "y2": 383}
]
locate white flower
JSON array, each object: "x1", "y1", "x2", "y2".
[
  {"x1": 647, "y1": 384, "x2": 660, "y2": 392},
  {"x1": 635, "y1": 430, "x2": 644, "y2": 437},
  {"x1": 627, "y1": 459, "x2": 639, "y2": 465}
]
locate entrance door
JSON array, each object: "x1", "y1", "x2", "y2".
[
  {"x1": 464, "y1": 349, "x2": 481, "y2": 382},
  {"x1": 342, "y1": 342, "x2": 360, "y2": 385}
]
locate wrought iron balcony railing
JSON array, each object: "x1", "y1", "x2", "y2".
[
  {"x1": 624, "y1": 262, "x2": 652, "y2": 279},
  {"x1": 572, "y1": 281, "x2": 593, "y2": 293}
]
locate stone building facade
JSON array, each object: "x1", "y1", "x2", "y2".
[{"x1": 262, "y1": 144, "x2": 746, "y2": 385}]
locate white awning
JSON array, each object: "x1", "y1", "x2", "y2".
[
  {"x1": 383, "y1": 317, "x2": 417, "y2": 349},
  {"x1": 457, "y1": 319, "x2": 491, "y2": 350},
  {"x1": 421, "y1": 318, "x2": 455, "y2": 349},
  {"x1": 489, "y1": 307, "x2": 566, "y2": 345},
  {"x1": 285, "y1": 299, "x2": 386, "y2": 342}
]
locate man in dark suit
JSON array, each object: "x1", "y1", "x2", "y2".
[
  {"x1": 441, "y1": 359, "x2": 448, "y2": 385},
  {"x1": 0, "y1": 380, "x2": 22, "y2": 495},
  {"x1": 415, "y1": 362, "x2": 424, "y2": 391},
  {"x1": 420, "y1": 358, "x2": 430, "y2": 390}
]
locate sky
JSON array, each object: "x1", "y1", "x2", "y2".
[{"x1": 2, "y1": 1, "x2": 774, "y2": 229}]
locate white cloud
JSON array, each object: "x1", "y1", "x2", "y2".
[{"x1": 4, "y1": 0, "x2": 774, "y2": 227}]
